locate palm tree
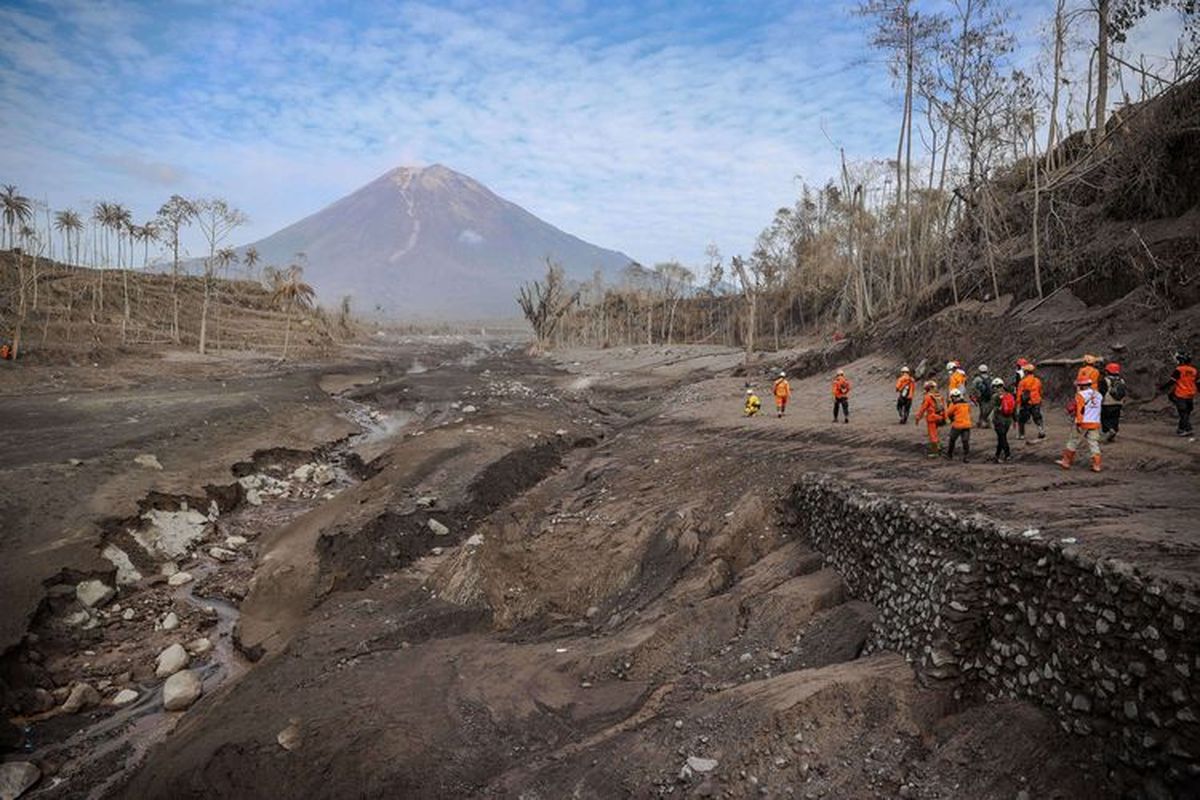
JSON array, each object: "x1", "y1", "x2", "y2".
[
  {"x1": 54, "y1": 210, "x2": 83, "y2": 265},
  {"x1": 271, "y1": 263, "x2": 315, "y2": 360},
  {"x1": 243, "y1": 246, "x2": 260, "y2": 281},
  {"x1": 132, "y1": 221, "x2": 158, "y2": 267},
  {"x1": 2, "y1": 185, "x2": 34, "y2": 251}
]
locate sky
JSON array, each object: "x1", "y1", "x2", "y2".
[{"x1": 0, "y1": 0, "x2": 1189, "y2": 270}]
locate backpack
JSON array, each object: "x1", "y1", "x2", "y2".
[
  {"x1": 1107, "y1": 376, "x2": 1126, "y2": 401},
  {"x1": 932, "y1": 395, "x2": 947, "y2": 426},
  {"x1": 974, "y1": 376, "x2": 992, "y2": 402},
  {"x1": 998, "y1": 392, "x2": 1016, "y2": 417}
]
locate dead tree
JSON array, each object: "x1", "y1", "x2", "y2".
[{"x1": 517, "y1": 259, "x2": 579, "y2": 354}]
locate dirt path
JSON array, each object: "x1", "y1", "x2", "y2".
[{"x1": 103, "y1": 344, "x2": 1118, "y2": 799}]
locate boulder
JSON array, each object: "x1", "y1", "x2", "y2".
[
  {"x1": 101, "y1": 545, "x2": 143, "y2": 586},
  {"x1": 167, "y1": 571, "x2": 194, "y2": 587},
  {"x1": 0, "y1": 761, "x2": 40, "y2": 800},
  {"x1": 160, "y1": 612, "x2": 180, "y2": 631},
  {"x1": 75, "y1": 580, "x2": 115, "y2": 608},
  {"x1": 428, "y1": 519, "x2": 450, "y2": 537},
  {"x1": 208, "y1": 547, "x2": 237, "y2": 562},
  {"x1": 61, "y1": 682, "x2": 100, "y2": 713},
  {"x1": 186, "y1": 637, "x2": 213, "y2": 656},
  {"x1": 162, "y1": 669, "x2": 202, "y2": 711},
  {"x1": 277, "y1": 718, "x2": 303, "y2": 751},
  {"x1": 111, "y1": 689, "x2": 139, "y2": 706},
  {"x1": 155, "y1": 643, "x2": 190, "y2": 678}
]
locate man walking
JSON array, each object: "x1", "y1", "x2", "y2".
[
  {"x1": 945, "y1": 387, "x2": 973, "y2": 462},
  {"x1": 1098, "y1": 362, "x2": 1126, "y2": 442},
  {"x1": 915, "y1": 380, "x2": 945, "y2": 458},
  {"x1": 832, "y1": 369, "x2": 851, "y2": 424},
  {"x1": 772, "y1": 371, "x2": 791, "y2": 418},
  {"x1": 1016, "y1": 362, "x2": 1046, "y2": 441},
  {"x1": 1056, "y1": 376, "x2": 1103, "y2": 472},
  {"x1": 991, "y1": 377, "x2": 1016, "y2": 462},
  {"x1": 1159, "y1": 352, "x2": 1196, "y2": 437},
  {"x1": 895, "y1": 366, "x2": 916, "y2": 424},
  {"x1": 970, "y1": 364, "x2": 994, "y2": 428}
]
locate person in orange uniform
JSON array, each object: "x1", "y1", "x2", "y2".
[
  {"x1": 1056, "y1": 376, "x2": 1103, "y2": 471},
  {"x1": 947, "y1": 361, "x2": 967, "y2": 394},
  {"x1": 915, "y1": 380, "x2": 945, "y2": 457},
  {"x1": 1159, "y1": 352, "x2": 1196, "y2": 436},
  {"x1": 1076, "y1": 354, "x2": 1101, "y2": 390},
  {"x1": 944, "y1": 387, "x2": 974, "y2": 462},
  {"x1": 1015, "y1": 362, "x2": 1046, "y2": 441},
  {"x1": 832, "y1": 369, "x2": 851, "y2": 423},
  {"x1": 772, "y1": 371, "x2": 791, "y2": 418},
  {"x1": 895, "y1": 366, "x2": 916, "y2": 424}
]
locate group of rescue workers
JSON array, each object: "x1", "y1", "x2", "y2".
[{"x1": 743, "y1": 351, "x2": 1197, "y2": 472}]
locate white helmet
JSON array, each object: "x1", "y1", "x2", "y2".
[
  {"x1": 991, "y1": 377, "x2": 1004, "y2": 387},
  {"x1": 946, "y1": 361, "x2": 957, "y2": 371},
  {"x1": 746, "y1": 388, "x2": 754, "y2": 395},
  {"x1": 778, "y1": 370, "x2": 786, "y2": 378},
  {"x1": 900, "y1": 366, "x2": 910, "y2": 373},
  {"x1": 979, "y1": 364, "x2": 989, "y2": 373},
  {"x1": 950, "y1": 387, "x2": 964, "y2": 398}
]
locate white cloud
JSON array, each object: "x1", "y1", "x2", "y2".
[{"x1": 0, "y1": 0, "x2": 1189, "y2": 272}]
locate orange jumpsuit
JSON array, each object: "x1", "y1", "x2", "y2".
[
  {"x1": 915, "y1": 390, "x2": 945, "y2": 453},
  {"x1": 948, "y1": 370, "x2": 967, "y2": 393},
  {"x1": 772, "y1": 378, "x2": 791, "y2": 416},
  {"x1": 895, "y1": 374, "x2": 916, "y2": 423}
]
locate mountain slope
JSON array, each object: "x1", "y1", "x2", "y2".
[{"x1": 236, "y1": 165, "x2": 632, "y2": 317}]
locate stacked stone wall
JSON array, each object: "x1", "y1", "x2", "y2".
[{"x1": 784, "y1": 474, "x2": 1199, "y2": 787}]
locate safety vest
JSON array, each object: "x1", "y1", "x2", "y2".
[{"x1": 1075, "y1": 388, "x2": 1102, "y2": 429}]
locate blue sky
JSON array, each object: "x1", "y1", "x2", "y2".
[{"x1": 0, "y1": 0, "x2": 1188, "y2": 269}]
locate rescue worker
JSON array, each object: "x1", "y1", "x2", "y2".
[
  {"x1": 1016, "y1": 362, "x2": 1046, "y2": 441},
  {"x1": 1098, "y1": 362, "x2": 1126, "y2": 442},
  {"x1": 1159, "y1": 352, "x2": 1196, "y2": 436},
  {"x1": 1012, "y1": 358, "x2": 1029, "y2": 395},
  {"x1": 744, "y1": 388, "x2": 762, "y2": 417},
  {"x1": 970, "y1": 364, "x2": 993, "y2": 428},
  {"x1": 1056, "y1": 376, "x2": 1103, "y2": 472},
  {"x1": 832, "y1": 369, "x2": 851, "y2": 423},
  {"x1": 915, "y1": 380, "x2": 945, "y2": 458},
  {"x1": 895, "y1": 366, "x2": 916, "y2": 424},
  {"x1": 772, "y1": 371, "x2": 791, "y2": 418},
  {"x1": 1076, "y1": 354, "x2": 1101, "y2": 390},
  {"x1": 991, "y1": 377, "x2": 1016, "y2": 462},
  {"x1": 947, "y1": 361, "x2": 967, "y2": 394},
  {"x1": 944, "y1": 387, "x2": 973, "y2": 462}
]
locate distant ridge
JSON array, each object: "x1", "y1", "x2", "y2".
[{"x1": 233, "y1": 165, "x2": 633, "y2": 317}]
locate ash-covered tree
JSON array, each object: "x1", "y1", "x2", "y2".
[
  {"x1": 194, "y1": 198, "x2": 247, "y2": 354},
  {"x1": 1, "y1": 185, "x2": 33, "y2": 251},
  {"x1": 516, "y1": 259, "x2": 579, "y2": 354},
  {"x1": 270, "y1": 262, "x2": 315, "y2": 360},
  {"x1": 157, "y1": 195, "x2": 198, "y2": 343}
]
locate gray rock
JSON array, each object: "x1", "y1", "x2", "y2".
[
  {"x1": 208, "y1": 546, "x2": 237, "y2": 562},
  {"x1": 415, "y1": 496, "x2": 438, "y2": 508},
  {"x1": 277, "y1": 718, "x2": 303, "y2": 751},
  {"x1": 61, "y1": 682, "x2": 100, "y2": 713},
  {"x1": 162, "y1": 669, "x2": 202, "y2": 711},
  {"x1": 111, "y1": 689, "x2": 139, "y2": 706},
  {"x1": 134, "y1": 453, "x2": 163, "y2": 470},
  {"x1": 160, "y1": 612, "x2": 180, "y2": 631},
  {"x1": 428, "y1": 519, "x2": 450, "y2": 536},
  {"x1": 186, "y1": 637, "x2": 213, "y2": 656},
  {"x1": 687, "y1": 756, "x2": 718, "y2": 773},
  {"x1": 312, "y1": 464, "x2": 336, "y2": 485},
  {"x1": 0, "y1": 761, "x2": 40, "y2": 800},
  {"x1": 167, "y1": 571, "x2": 194, "y2": 587},
  {"x1": 76, "y1": 579, "x2": 115, "y2": 608},
  {"x1": 155, "y1": 643, "x2": 190, "y2": 678}
]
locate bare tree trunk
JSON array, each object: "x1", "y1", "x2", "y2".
[
  {"x1": 1031, "y1": 119, "x2": 1045, "y2": 299},
  {"x1": 282, "y1": 306, "x2": 293, "y2": 359},
  {"x1": 1095, "y1": 0, "x2": 1110, "y2": 138},
  {"x1": 1047, "y1": 0, "x2": 1067, "y2": 169}
]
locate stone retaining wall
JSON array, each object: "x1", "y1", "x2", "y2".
[{"x1": 784, "y1": 474, "x2": 1199, "y2": 788}]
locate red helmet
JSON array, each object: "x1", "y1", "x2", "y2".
[
  {"x1": 1105, "y1": 363, "x2": 1120, "y2": 374},
  {"x1": 1016, "y1": 358, "x2": 1029, "y2": 368}
]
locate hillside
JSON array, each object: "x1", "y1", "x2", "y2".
[
  {"x1": 232, "y1": 165, "x2": 633, "y2": 318},
  {"x1": 0, "y1": 252, "x2": 342, "y2": 365}
]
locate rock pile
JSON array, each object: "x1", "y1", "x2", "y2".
[{"x1": 785, "y1": 474, "x2": 1199, "y2": 787}]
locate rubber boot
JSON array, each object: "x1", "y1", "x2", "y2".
[
  {"x1": 1090, "y1": 454, "x2": 1102, "y2": 473},
  {"x1": 1055, "y1": 450, "x2": 1075, "y2": 470}
]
